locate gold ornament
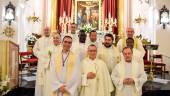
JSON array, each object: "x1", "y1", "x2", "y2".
[
  {"x1": 3, "y1": 26, "x2": 15, "y2": 37},
  {"x1": 27, "y1": 12, "x2": 40, "y2": 23},
  {"x1": 134, "y1": 14, "x2": 146, "y2": 24}
]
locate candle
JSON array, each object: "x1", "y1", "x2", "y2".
[
  {"x1": 105, "y1": 19, "x2": 107, "y2": 24},
  {"x1": 63, "y1": 11, "x2": 66, "y2": 17},
  {"x1": 59, "y1": 17, "x2": 62, "y2": 24},
  {"x1": 114, "y1": 18, "x2": 117, "y2": 23},
  {"x1": 108, "y1": 12, "x2": 111, "y2": 18},
  {"x1": 114, "y1": 18, "x2": 117, "y2": 26},
  {"x1": 111, "y1": 17, "x2": 113, "y2": 23}
]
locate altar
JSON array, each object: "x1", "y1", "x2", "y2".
[
  {"x1": 54, "y1": 0, "x2": 118, "y2": 35},
  {"x1": 143, "y1": 74, "x2": 170, "y2": 96},
  {"x1": 0, "y1": 40, "x2": 19, "y2": 95}
]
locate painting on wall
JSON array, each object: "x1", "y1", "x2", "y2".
[{"x1": 76, "y1": 1, "x2": 99, "y2": 29}]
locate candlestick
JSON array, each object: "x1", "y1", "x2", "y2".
[
  {"x1": 59, "y1": 12, "x2": 71, "y2": 33},
  {"x1": 103, "y1": 12, "x2": 117, "y2": 31}
]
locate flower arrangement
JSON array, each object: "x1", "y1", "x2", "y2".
[
  {"x1": 25, "y1": 33, "x2": 37, "y2": 45},
  {"x1": 83, "y1": 24, "x2": 92, "y2": 33},
  {"x1": 0, "y1": 76, "x2": 10, "y2": 95},
  {"x1": 136, "y1": 34, "x2": 151, "y2": 45}
]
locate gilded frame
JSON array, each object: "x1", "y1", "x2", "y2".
[{"x1": 75, "y1": 0, "x2": 102, "y2": 30}]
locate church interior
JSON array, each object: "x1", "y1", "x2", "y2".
[{"x1": 0, "y1": 0, "x2": 170, "y2": 96}]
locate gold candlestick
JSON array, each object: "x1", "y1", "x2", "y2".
[
  {"x1": 145, "y1": 44, "x2": 158, "y2": 81},
  {"x1": 148, "y1": 55, "x2": 154, "y2": 81},
  {"x1": 104, "y1": 12, "x2": 117, "y2": 31},
  {"x1": 59, "y1": 11, "x2": 71, "y2": 33}
]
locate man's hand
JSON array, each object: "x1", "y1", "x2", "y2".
[
  {"x1": 87, "y1": 72, "x2": 96, "y2": 79},
  {"x1": 123, "y1": 78, "x2": 135, "y2": 85},
  {"x1": 128, "y1": 78, "x2": 135, "y2": 84},
  {"x1": 59, "y1": 85, "x2": 67, "y2": 93}
]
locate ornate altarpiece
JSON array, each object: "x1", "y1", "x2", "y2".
[{"x1": 73, "y1": 0, "x2": 102, "y2": 30}]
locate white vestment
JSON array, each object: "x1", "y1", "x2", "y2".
[
  {"x1": 42, "y1": 44, "x2": 61, "y2": 96},
  {"x1": 48, "y1": 44, "x2": 62, "y2": 58},
  {"x1": 80, "y1": 58, "x2": 114, "y2": 96},
  {"x1": 71, "y1": 33, "x2": 79, "y2": 42},
  {"x1": 98, "y1": 45, "x2": 121, "y2": 74},
  {"x1": 72, "y1": 42, "x2": 87, "y2": 62},
  {"x1": 51, "y1": 50, "x2": 81, "y2": 96},
  {"x1": 121, "y1": 48, "x2": 144, "y2": 69},
  {"x1": 120, "y1": 49, "x2": 144, "y2": 69},
  {"x1": 85, "y1": 40, "x2": 101, "y2": 48},
  {"x1": 117, "y1": 37, "x2": 145, "y2": 57},
  {"x1": 33, "y1": 36, "x2": 53, "y2": 96},
  {"x1": 132, "y1": 49, "x2": 144, "y2": 69},
  {"x1": 62, "y1": 32, "x2": 79, "y2": 43},
  {"x1": 111, "y1": 60, "x2": 147, "y2": 96}
]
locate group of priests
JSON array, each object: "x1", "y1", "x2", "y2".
[{"x1": 32, "y1": 23, "x2": 147, "y2": 96}]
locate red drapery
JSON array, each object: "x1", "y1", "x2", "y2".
[
  {"x1": 103, "y1": 0, "x2": 117, "y2": 35},
  {"x1": 57, "y1": 0, "x2": 72, "y2": 32}
]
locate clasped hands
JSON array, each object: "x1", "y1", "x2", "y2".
[
  {"x1": 87, "y1": 72, "x2": 96, "y2": 79},
  {"x1": 123, "y1": 78, "x2": 135, "y2": 85},
  {"x1": 59, "y1": 85, "x2": 69, "y2": 94}
]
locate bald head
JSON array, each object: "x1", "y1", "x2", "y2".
[
  {"x1": 126, "y1": 27, "x2": 134, "y2": 38},
  {"x1": 43, "y1": 27, "x2": 51, "y2": 37},
  {"x1": 88, "y1": 44, "x2": 97, "y2": 60},
  {"x1": 122, "y1": 47, "x2": 133, "y2": 62}
]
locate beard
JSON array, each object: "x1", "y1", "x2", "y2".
[
  {"x1": 104, "y1": 43, "x2": 112, "y2": 48},
  {"x1": 125, "y1": 59, "x2": 132, "y2": 62}
]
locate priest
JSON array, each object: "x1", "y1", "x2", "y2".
[
  {"x1": 98, "y1": 33, "x2": 120, "y2": 74},
  {"x1": 48, "y1": 32, "x2": 62, "y2": 57},
  {"x1": 125, "y1": 37, "x2": 144, "y2": 68},
  {"x1": 111, "y1": 47, "x2": 147, "y2": 96},
  {"x1": 50, "y1": 35, "x2": 81, "y2": 96},
  {"x1": 70, "y1": 23, "x2": 78, "y2": 42},
  {"x1": 80, "y1": 44, "x2": 114, "y2": 96},
  {"x1": 86, "y1": 30, "x2": 100, "y2": 47},
  {"x1": 40, "y1": 32, "x2": 62, "y2": 96},
  {"x1": 72, "y1": 29, "x2": 87, "y2": 61},
  {"x1": 33, "y1": 27, "x2": 53, "y2": 96},
  {"x1": 117, "y1": 27, "x2": 145, "y2": 57},
  {"x1": 62, "y1": 23, "x2": 78, "y2": 43}
]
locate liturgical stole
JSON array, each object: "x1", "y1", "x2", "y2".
[{"x1": 52, "y1": 51, "x2": 76, "y2": 96}]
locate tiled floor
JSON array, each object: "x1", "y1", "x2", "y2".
[
  {"x1": 4, "y1": 87, "x2": 35, "y2": 96},
  {"x1": 3, "y1": 65, "x2": 170, "y2": 96},
  {"x1": 19, "y1": 67, "x2": 36, "y2": 88}
]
